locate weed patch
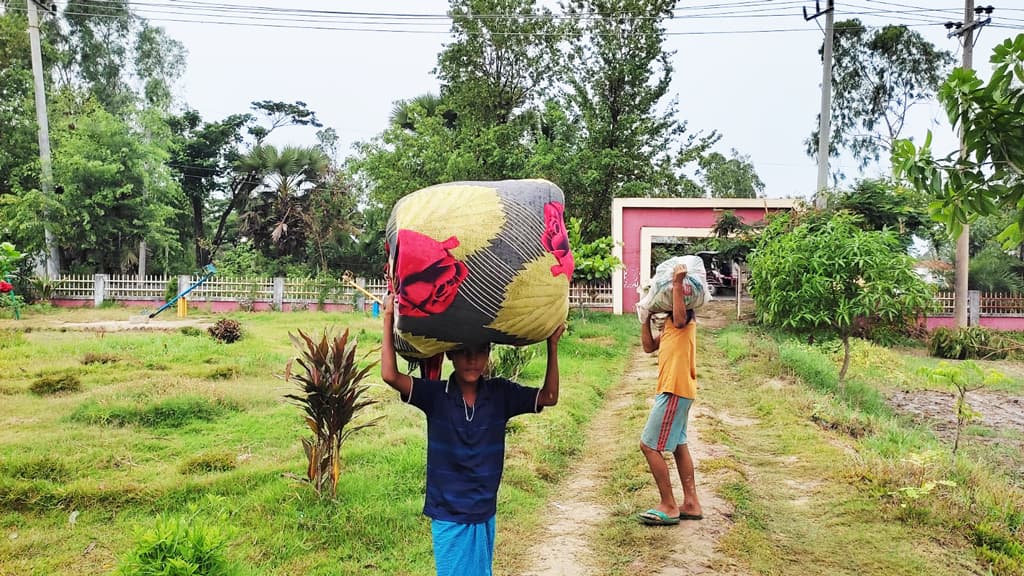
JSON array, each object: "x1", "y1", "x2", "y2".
[
  {"x1": 179, "y1": 452, "x2": 237, "y2": 475},
  {"x1": 82, "y1": 352, "x2": 119, "y2": 365},
  {"x1": 69, "y1": 396, "x2": 239, "y2": 428},
  {"x1": 29, "y1": 372, "x2": 82, "y2": 395}
]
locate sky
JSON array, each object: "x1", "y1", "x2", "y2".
[{"x1": 144, "y1": 0, "x2": 1023, "y2": 201}]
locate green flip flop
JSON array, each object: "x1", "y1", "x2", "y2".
[{"x1": 638, "y1": 509, "x2": 680, "y2": 526}]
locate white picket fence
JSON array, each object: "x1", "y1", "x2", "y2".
[{"x1": 51, "y1": 274, "x2": 613, "y2": 310}]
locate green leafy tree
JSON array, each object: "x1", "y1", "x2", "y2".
[
  {"x1": 50, "y1": 98, "x2": 184, "y2": 273},
  {"x1": 824, "y1": 178, "x2": 933, "y2": 251},
  {"x1": 894, "y1": 34, "x2": 1024, "y2": 245},
  {"x1": 809, "y1": 20, "x2": 954, "y2": 171},
  {"x1": 748, "y1": 211, "x2": 934, "y2": 382},
  {"x1": 567, "y1": 217, "x2": 621, "y2": 282},
  {"x1": 166, "y1": 110, "x2": 251, "y2": 266},
  {"x1": 236, "y1": 145, "x2": 330, "y2": 265},
  {"x1": 698, "y1": 149, "x2": 764, "y2": 198},
  {"x1": 560, "y1": 0, "x2": 718, "y2": 240},
  {"x1": 437, "y1": 0, "x2": 564, "y2": 127}
]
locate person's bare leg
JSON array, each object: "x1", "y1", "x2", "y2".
[
  {"x1": 641, "y1": 442, "x2": 679, "y2": 517},
  {"x1": 674, "y1": 443, "x2": 702, "y2": 518}
]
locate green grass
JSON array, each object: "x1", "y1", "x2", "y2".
[{"x1": 0, "y1": 307, "x2": 637, "y2": 575}]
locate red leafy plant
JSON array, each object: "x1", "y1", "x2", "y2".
[{"x1": 284, "y1": 329, "x2": 380, "y2": 498}]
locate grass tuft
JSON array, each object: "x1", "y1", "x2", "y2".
[
  {"x1": 179, "y1": 452, "x2": 238, "y2": 475},
  {"x1": 69, "y1": 395, "x2": 239, "y2": 428},
  {"x1": 29, "y1": 372, "x2": 82, "y2": 395}
]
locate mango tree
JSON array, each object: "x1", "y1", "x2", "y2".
[{"x1": 748, "y1": 211, "x2": 934, "y2": 383}]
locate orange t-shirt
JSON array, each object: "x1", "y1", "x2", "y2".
[{"x1": 656, "y1": 319, "x2": 696, "y2": 399}]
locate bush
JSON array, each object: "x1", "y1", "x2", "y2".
[
  {"x1": 489, "y1": 344, "x2": 538, "y2": 381},
  {"x1": 179, "y1": 452, "x2": 237, "y2": 475},
  {"x1": 30, "y1": 373, "x2": 82, "y2": 395},
  {"x1": 928, "y1": 326, "x2": 1008, "y2": 360},
  {"x1": 81, "y1": 352, "x2": 119, "y2": 365},
  {"x1": 115, "y1": 512, "x2": 243, "y2": 576},
  {"x1": 208, "y1": 319, "x2": 242, "y2": 344},
  {"x1": 70, "y1": 396, "x2": 237, "y2": 428},
  {"x1": 180, "y1": 326, "x2": 204, "y2": 337}
]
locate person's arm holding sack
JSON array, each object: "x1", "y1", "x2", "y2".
[
  {"x1": 380, "y1": 294, "x2": 413, "y2": 397},
  {"x1": 671, "y1": 265, "x2": 691, "y2": 328},
  {"x1": 536, "y1": 323, "x2": 565, "y2": 408}
]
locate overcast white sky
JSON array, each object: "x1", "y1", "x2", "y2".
[{"x1": 149, "y1": 0, "x2": 1021, "y2": 201}]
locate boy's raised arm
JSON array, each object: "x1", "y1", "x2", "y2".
[
  {"x1": 670, "y1": 264, "x2": 690, "y2": 328},
  {"x1": 380, "y1": 295, "x2": 413, "y2": 397},
  {"x1": 640, "y1": 312, "x2": 660, "y2": 353},
  {"x1": 537, "y1": 323, "x2": 565, "y2": 407}
]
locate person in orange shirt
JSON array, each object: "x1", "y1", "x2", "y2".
[{"x1": 637, "y1": 264, "x2": 703, "y2": 526}]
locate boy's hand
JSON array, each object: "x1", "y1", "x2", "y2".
[
  {"x1": 672, "y1": 264, "x2": 688, "y2": 283},
  {"x1": 383, "y1": 294, "x2": 395, "y2": 318},
  {"x1": 548, "y1": 322, "x2": 566, "y2": 346}
]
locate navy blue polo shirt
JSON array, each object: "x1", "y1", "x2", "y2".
[{"x1": 403, "y1": 375, "x2": 541, "y2": 523}]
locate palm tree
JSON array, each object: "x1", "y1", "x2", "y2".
[
  {"x1": 389, "y1": 93, "x2": 457, "y2": 131},
  {"x1": 239, "y1": 145, "x2": 330, "y2": 259}
]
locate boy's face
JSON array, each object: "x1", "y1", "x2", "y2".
[{"x1": 447, "y1": 345, "x2": 490, "y2": 385}]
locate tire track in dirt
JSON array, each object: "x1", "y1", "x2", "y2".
[{"x1": 522, "y1": 302, "x2": 746, "y2": 576}]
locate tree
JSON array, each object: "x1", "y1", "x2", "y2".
[
  {"x1": 167, "y1": 110, "x2": 250, "y2": 266},
  {"x1": 698, "y1": 150, "x2": 764, "y2": 198},
  {"x1": 51, "y1": 0, "x2": 186, "y2": 113},
  {"x1": 436, "y1": 0, "x2": 564, "y2": 126},
  {"x1": 236, "y1": 145, "x2": 330, "y2": 265},
  {"x1": 748, "y1": 211, "x2": 934, "y2": 382},
  {"x1": 894, "y1": 34, "x2": 1024, "y2": 245},
  {"x1": 49, "y1": 98, "x2": 184, "y2": 273},
  {"x1": 561, "y1": 0, "x2": 717, "y2": 239},
  {"x1": 208, "y1": 101, "x2": 323, "y2": 259},
  {"x1": 825, "y1": 178, "x2": 932, "y2": 251},
  {"x1": 808, "y1": 20, "x2": 954, "y2": 171}
]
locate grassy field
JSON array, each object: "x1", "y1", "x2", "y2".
[
  {"x1": 585, "y1": 319, "x2": 1024, "y2": 575},
  {"x1": 0, "y1": 306, "x2": 637, "y2": 575}
]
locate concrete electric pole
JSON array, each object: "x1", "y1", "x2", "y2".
[
  {"x1": 26, "y1": 0, "x2": 60, "y2": 278},
  {"x1": 805, "y1": 0, "x2": 835, "y2": 210},
  {"x1": 946, "y1": 1, "x2": 993, "y2": 326}
]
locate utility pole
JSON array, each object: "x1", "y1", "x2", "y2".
[
  {"x1": 26, "y1": 0, "x2": 60, "y2": 279},
  {"x1": 805, "y1": 0, "x2": 835, "y2": 210},
  {"x1": 946, "y1": 2, "x2": 993, "y2": 326}
]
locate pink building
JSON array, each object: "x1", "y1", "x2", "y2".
[{"x1": 611, "y1": 197, "x2": 799, "y2": 315}]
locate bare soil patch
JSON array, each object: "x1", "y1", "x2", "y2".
[
  {"x1": 888, "y1": 388, "x2": 1024, "y2": 440},
  {"x1": 47, "y1": 318, "x2": 210, "y2": 332},
  {"x1": 520, "y1": 343, "x2": 745, "y2": 576}
]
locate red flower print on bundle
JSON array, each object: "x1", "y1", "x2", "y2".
[
  {"x1": 394, "y1": 229, "x2": 468, "y2": 318},
  {"x1": 0, "y1": 281, "x2": 12, "y2": 294},
  {"x1": 541, "y1": 201, "x2": 574, "y2": 280}
]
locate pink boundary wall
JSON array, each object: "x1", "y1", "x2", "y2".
[
  {"x1": 51, "y1": 298, "x2": 358, "y2": 313},
  {"x1": 611, "y1": 198, "x2": 798, "y2": 314},
  {"x1": 923, "y1": 316, "x2": 1024, "y2": 331}
]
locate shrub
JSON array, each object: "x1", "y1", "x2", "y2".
[
  {"x1": 208, "y1": 319, "x2": 242, "y2": 344},
  {"x1": 115, "y1": 511, "x2": 243, "y2": 576},
  {"x1": 70, "y1": 396, "x2": 236, "y2": 428},
  {"x1": 285, "y1": 328, "x2": 380, "y2": 498},
  {"x1": 2, "y1": 455, "x2": 71, "y2": 483},
  {"x1": 179, "y1": 452, "x2": 237, "y2": 475},
  {"x1": 30, "y1": 373, "x2": 82, "y2": 395},
  {"x1": 489, "y1": 344, "x2": 538, "y2": 381},
  {"x1": 82, "y1": 352, "x2": 119, "y2": 365},
  {"x1": 180, "y1": 326, "x2": 204, "y2": 337},
  {"x1": 928, "y1": 326, "x2": 1008, "y2": 360}
]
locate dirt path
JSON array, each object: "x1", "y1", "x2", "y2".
[{"x1": 521, "y1": 303, "x2": 743, "y2": 576}]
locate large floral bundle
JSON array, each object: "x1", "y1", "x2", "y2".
[{"x1": 385, "y1": 179, "x2": 574, "y2": 360}]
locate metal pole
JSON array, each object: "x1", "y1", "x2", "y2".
[
  {"x1": 953, "y1": 0, "x2": 975, "y2": 327},
  {"x1": 26, "y1": 0, "x2": 60, "y2": 278}
]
